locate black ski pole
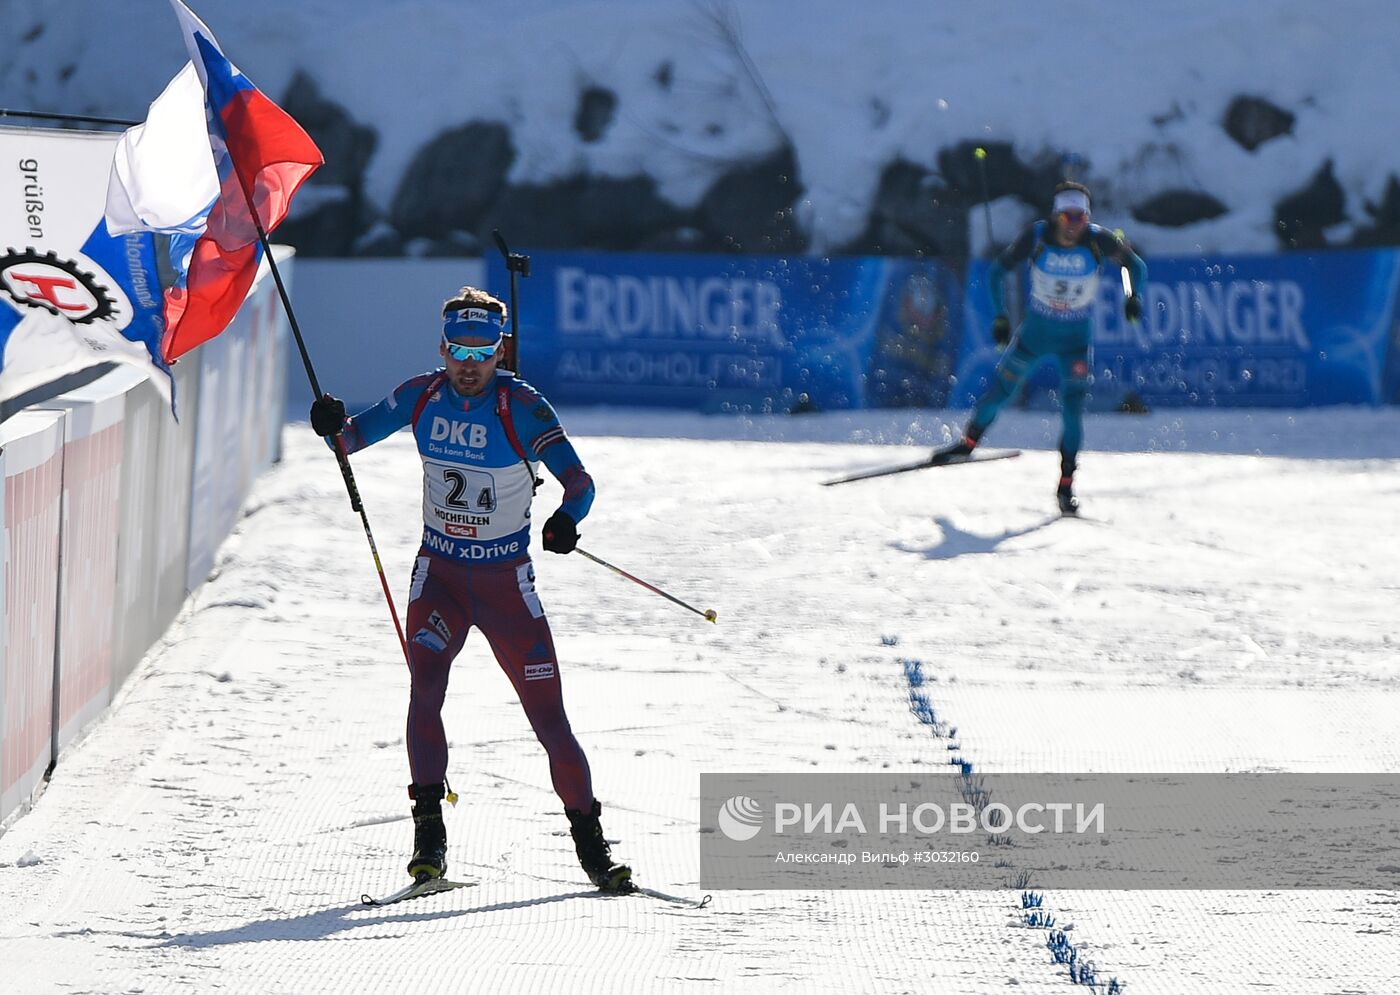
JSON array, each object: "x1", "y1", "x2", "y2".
[
  {"x1": 973, "y1": 146, "x2": 997, "y2": 254},
  {"x1": 491, "y1": 229, "x2": 530, "y2": 374},
  {"x1": 488, "y1": 228, "x2": 540, "y2": 491},
  {"x1": 974, "y1": 146, "x2": 1027, "y2": 408},
  {"x1": 575, "y1": 547, "x2": 718, "y2": 623}
]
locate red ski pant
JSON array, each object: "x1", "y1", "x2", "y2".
[{"x1": 403, "y1": 549, "x2": 593, "y2": 812}]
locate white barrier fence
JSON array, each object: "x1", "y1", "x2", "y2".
[{"x1": 0, "y1": 252, "x2": 291, "y2": 824}]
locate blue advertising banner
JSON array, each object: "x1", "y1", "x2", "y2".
[
  {"x1": 955, "y1": 249, "x2": 1400, "y2": 409},
  {"x1": 487, "y1": 251, "x2": 966, "y2": 411}
]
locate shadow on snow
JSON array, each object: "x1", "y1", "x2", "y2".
[{"x1": 892, "y1": 515, "x2": 1061, "y2": 560}]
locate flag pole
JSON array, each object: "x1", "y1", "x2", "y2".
[
  {"x1": 0, "y1": 108, "x2": 140, "y2": 128},
  {"x1": 221, "y1": 143, "x2": 412, "y2": 669}
]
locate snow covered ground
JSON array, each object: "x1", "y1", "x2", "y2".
[{"x1": 2, "y1": 406, "x2": 1398, "y2": 993}]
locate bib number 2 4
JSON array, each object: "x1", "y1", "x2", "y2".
[{"x1": 443, "y1": 468, "x2": 496, "y2": 512}]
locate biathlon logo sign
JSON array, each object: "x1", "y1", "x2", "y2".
[
  {"x1": 0, "y1": 125, "x2": 172, "y2": 409},
  {"x1": 0, "y1": 248, "x2": 117, "y2": 324}
]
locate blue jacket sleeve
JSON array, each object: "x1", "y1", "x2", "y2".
[
  {"x1": 334, "y1": 373, "x2": 438, "y2": 455},
  {"x1": 1092, "y1": 228, "x2": 1148, "y2": 297},
  {"x1": 987, "y1": 259, "x2": 1008, "y2": 316},
  {"x1": 1120, "y1": 245, "x2": 1149, "y2": 299},
  {"x1": 987, "y1": 224, "x2": 1040, "y2": 316},
  {"x1": 508, "y1": 383, "x2": 595, "y2": 523}
]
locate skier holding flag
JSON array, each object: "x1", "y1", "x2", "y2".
[
  {"x1": 941, "y1": 182, "x2": 1148, "y2": 515},
  {"x1": 310, "y1": 286, "x2": 634, "y2": 894}
]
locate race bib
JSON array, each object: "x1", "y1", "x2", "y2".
[
  {"x1": 1030, "y1": 267, "x2": 1099, "y2": 314},
  {"x1": 421, "y1": 455, "x2": 535, "y2": 541}
]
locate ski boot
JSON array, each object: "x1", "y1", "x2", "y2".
[
  {"x1": 407, "y1": 782, "x2": 448, "y2": 880},
  {"x1": 931, "y1": 425, "x2": 981, "y2": 464},
  {"x1": 566, "y1": 800, "x2": 635, "y2": 893},
  {"x1": 1056, "y1": 477, "x2": 1079, "y2": 517}
]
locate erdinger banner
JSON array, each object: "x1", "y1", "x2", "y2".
[
  {"x1": 487, "y1": 250, "x2": 966, "y2": 410},
  {"x1": 0, "y1": 126, "x2": 171, "y2": 408},
  {"x1": 957, "y1": 249, "x2": 1400, "y2": 408}
]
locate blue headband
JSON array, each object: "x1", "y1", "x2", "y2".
[{"x1": 443, "y1": 306, "x2": 505, "y2": 336}]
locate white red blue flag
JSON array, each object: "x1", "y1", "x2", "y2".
[{"x1": 106, "y1": 0, "x2": 321, "y2": 362}]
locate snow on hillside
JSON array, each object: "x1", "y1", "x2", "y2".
[{"x1": 3, "y1": 0, "x2": 1399, "y2": 254}]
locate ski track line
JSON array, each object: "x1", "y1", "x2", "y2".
[{"x1": 900, "y1": 656, "x2": 1129, "y2": 995}]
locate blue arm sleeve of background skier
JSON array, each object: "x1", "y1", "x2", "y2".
[
  {"x1": 986, "y1": 225, "x2": 1039, "y2": 315},
  {"x1": 1122, "y1": 246, "x2": 1148, "y2": 298},
  {"x1": 1093, "y1": 229, "x2": 1148, "y2": 297},
  {"x1": 509, "y1": 385, "x2": 595, "y2": 523},
  {"x1": 987, "y1": 259, "x2": 1009, "y2": 315}
]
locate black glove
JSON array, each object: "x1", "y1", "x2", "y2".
[
  {"x1": 541, "y1": 510, "x2": 578, "y2": 554},
  {"x1": 310, "y1": 394, "x2": 346, "y2": 436},
  {"x1": 1124, "y1": 294, "x2": 1143, "y2": 322},
  {"x1": 991, "y1": 314, "x2": 1012, "y2": 346}
]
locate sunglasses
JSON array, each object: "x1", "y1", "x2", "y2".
[
  {"x1": 1058, "y1": 209, "x2": 1089, "y2": 223},
  {"x1": 442, "y1": 335, "x2": 502, "y2": 362}
]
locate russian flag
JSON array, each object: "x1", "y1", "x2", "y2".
[{"x1": 106, "y1": 0, "x2": 321, "y2": 362}]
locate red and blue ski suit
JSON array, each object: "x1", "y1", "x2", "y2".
[{"x1": 339, "y1": 369, "x2": 596, "y2": 811}]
